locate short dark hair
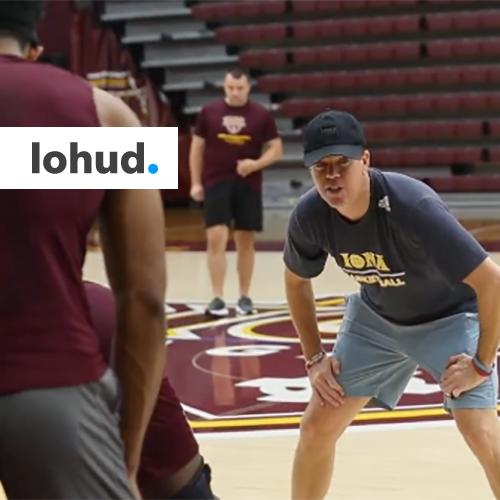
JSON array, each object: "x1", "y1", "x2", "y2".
[
  {"x1": 226, "y1": 68, "x2": 250, "y2": 80},
  {"x1": 0, "y1": 1, "x2": 44, "y2": 48}
]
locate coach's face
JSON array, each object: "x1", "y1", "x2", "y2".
[
  {"x1": 224, "y1": 74, "x2": 251, "y2": 107},
  {"x1": 310, "y1": 151, "x2": 371, "y2": 219}
]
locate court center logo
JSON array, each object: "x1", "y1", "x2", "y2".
[
  {"x1": 1, "y1": 127, "x2": 177, "y2": 188},
  {"x1": 162, "y1": 295, "x2": 494, "y2": 434}
]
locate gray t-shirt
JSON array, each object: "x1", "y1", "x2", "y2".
[{"x1": 284, "y1": 169, "x2": 487, "y2": 325}]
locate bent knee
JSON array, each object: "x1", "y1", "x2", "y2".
[
  {"x1": 456, "y1": 416, "x2": 500, "y2": 461},
  {"x1": 300, "y1": 408, "x2": 344, "y2": 446}
]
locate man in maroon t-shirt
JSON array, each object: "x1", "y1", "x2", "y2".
[
  {"x1": 84, "y1": 281, "x2": 217, "y2": 499},
  {"x1": 189, "y1": 69, "x2": 282, "y2": 317},
  {"x1": 0, "y1": 3, "x2": 165, "y2": 499}
]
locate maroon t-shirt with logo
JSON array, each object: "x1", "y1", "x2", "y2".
[
  {"x1": 0, "y1": 55, "x2": 107, "y2": 394},
  {"x1": 194, "y1": 99, "x2": 278, "y2": 192}
]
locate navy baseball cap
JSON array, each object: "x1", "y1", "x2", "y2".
[
  {"x1": 303, "y1": 110, "x2": 366, "y2": 167},
  {"x1": 0, "y1": 1, "x2": 44, "y2": 45}
]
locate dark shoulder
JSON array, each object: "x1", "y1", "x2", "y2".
[
  {"x1": 372, "y1": 170, "x2": 442, "y2": 215},
  {"x1": 292, "y1": 188, "x2": 329, "y2": 229}
]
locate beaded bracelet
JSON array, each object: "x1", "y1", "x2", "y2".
[
  {"x1": 471, "y1": 354, "x2": 494, "y2": 378},
  {"x1": 304, "y1": 351, "x2": 327, "y2": 371}
]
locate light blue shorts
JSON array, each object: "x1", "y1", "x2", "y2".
[{"x1": 333, "y1": 293, "x2": 498, "y2": 411}]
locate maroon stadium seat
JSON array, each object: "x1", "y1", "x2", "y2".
[
  {"x1": 461, "y1": 92, "x2": 489, "y2": 113},
  {"x1": 426, "y1": 12, "x2": 453, "y2": 32},
  {"x1": 480, "y1": 37, "x2": 500, "y2": 57},
  {"x1": 340, "y1": 45, "x2": 367, "y2": 63},
  {"x1": 293, "y1": 47, "x2": 319, "y2": 65},
  {"x1": 292, "y1": 21, "x2": 320, "y2": 40},
  {"x1": 489, "y1": 119, "x2": 500, "y2": 138},
  {"x1": 460, "y1": 65, "x2": 488, "y2": 85},
  {"x1": 435, "y1": 66, "x2": 461, "y2": 86},
  {"x1": 454, "y1": 120, "x2": 483, "y2": 140},
  {"x1": 489, "y1": 146, "x2": 500, "y2": 162},
  {"x1": 403, "y1": 121, "x2": 429, "y2": 140},
  {"x1": 480, "y1": 10, "x2": 500, "y2": 30},
  {"x1": 372, "y1": 149, "x2": 402, "y2": 167},
  {"x1": 426, "y1": 122, "x2": 454, "y2": 140},
  {"x1": 427, "y1": 148, "x2": 455, "y2": 166},
  {"x1": 318, "y1": 46, "x2": 343, "y2": 64},
  {"x1": 306, "y1": 73, "x2": 333, "y2": 91}
]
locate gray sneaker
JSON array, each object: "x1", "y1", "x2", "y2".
[
  {"x1": 236, "y1": 295, "x2": 255, "y2": 315},
  {"x1": 206, "y1": 297, "x2": 229, "y2": 317}
]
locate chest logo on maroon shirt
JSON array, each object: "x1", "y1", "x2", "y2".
[
  {"x1": 222, "y1": 115, "x2": 246, "y2": 134},
  {"x1": 217, "y1": 115, "x2": 252, "y2": 146}
]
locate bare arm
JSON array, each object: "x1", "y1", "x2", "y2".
[
  {"x1": 99, "y1": 190, "x2": 166, "y2": 478},
  {"x1": 93, "y1": 87, "x2": 165, "y2": 479},
  {"x1": 442, "y1": 256, "x2": 500, "y2": 396},
  {"x1": 189, "y1": 134, "x2": 205, "y2": 201},
  {"x1": 255, "y1": 137, "x2": 283, "y2": 170},
  {"x1": 285, "y1": 266, "x2": 322, "y2": 360},
  {"x1": 93, "y1": 86, "x2": 141, "y2": 127},
  {"x1": 464, "y1": 256, "x2": 500, "y2": 368},
  {"x1": 237, "y1": 137, "x2": 283, "y2": 177},
  {"x1": 285, "y1": 266, "x2": 344, "y2": 406}
]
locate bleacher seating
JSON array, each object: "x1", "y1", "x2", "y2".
[
  {"x1": 279, "y1": 92, "x2": 500, "y2": 119},
  {"x1": 190, "y1": 1, "x2": 500, "y2": 185},
  {"x1": 258, "y1": 65, "x2": 500, "y2": 93}
]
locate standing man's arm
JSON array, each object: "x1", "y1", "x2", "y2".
[
  {"x1": 189, "y1": 134, "x2": 205, "y2": 202},
  {"x1": 237, "y1": 137, "x2": 283, "y2": 177},
  {"x1": 93, "y1": 87, "x2": 166, "y2": 495},
  {"x1": 285, "y1": 267, "x2": 344, "y2": 407},
  {"x1": 442, "y1": 257, "x2": 500, "y2": 396}
]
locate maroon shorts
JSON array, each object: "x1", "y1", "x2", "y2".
[{"x1": 138, "y1": 377, "x2": 198, "y2": 484}]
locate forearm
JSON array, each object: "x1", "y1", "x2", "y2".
[
  {"x1": 285, "y1": 271, "x2": 322, "y2": 360},
  {"x1": 114, "y1": 295, "x2": 166, "y2": 475},
  {"x1": 99, "y1": 189, "x2": 167, "y2": 477},
  {"x1": 475, "y1": 278, "x2": 500, "y2": 367},
  {"x1": 254, "y1": 140, "x2": 283, "y2": 170},
  {"x1": 189, "y1": 146, "x2": 204, "y2": 185}
]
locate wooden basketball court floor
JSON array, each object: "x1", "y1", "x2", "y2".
[{"x1": 2, "y1": 207, "x2": 499, "y2": 500}]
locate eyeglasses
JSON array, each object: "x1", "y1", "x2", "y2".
[{"x1": 310, "y1": 156, "x2": 353, "y2": 172}]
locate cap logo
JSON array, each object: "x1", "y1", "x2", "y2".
[{"x1": 321, "y1": 125, "x2": 336, "y2": 138}]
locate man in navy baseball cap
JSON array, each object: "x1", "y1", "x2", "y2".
[
  {"x1": 285, "y1": 107, "x2": 500, "y2": 500},
  {"x1": 303, "y1": 110, "x2": 366, "y2": 167}
]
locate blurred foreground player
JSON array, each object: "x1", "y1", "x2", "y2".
[
  {"x1": 0, "y1": 2, "x2": 165, "y2": 498},
  {"x1": 85, "y1": 281, "x2": 217, "y2": 499}
]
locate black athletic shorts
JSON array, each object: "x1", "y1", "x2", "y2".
[{"x1": 204, "y1": 178, "x2": 263, "y2": 231}]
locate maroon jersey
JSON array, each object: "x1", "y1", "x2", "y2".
[
  {"x1": 0, "y1": 55, "x2": 106, "y2": 394},
  {"x1": 84, "y1": 282, "x2": 199, "y2": 480},
  {"x1": 0, "y1": 55, "x2": 98, "y2": 126},
  {"x1": 194, "y1": 99, "x2": 278, "y2": 191}
]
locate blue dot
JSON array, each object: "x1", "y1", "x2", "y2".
[{"x1": 148, "y1": 163, "x2": 158, "y2": 174}]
